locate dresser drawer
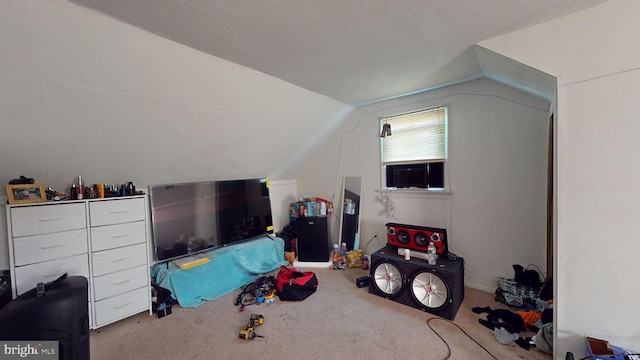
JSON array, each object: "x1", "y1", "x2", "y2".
[
  {"x1": 94, "y1": 286, "x2": 149, "y2": 327},
  {"x1": 10, "y1": 203, "x2": 87, "y2": 237},
  {"x1": 13, "y1": 229, "x2": 88, "y2": 266},
  {"x1": 91, "y1": 221, "x2": 146, "y2": 252},
  {"x1": 92, "y1": 243, "x2": 147, "y2": 277},
  {"x1": 93, "y1": 265, "x2": 148, "y2": 301},
  {"x1": 14, "y1": 254, "x2": 90, "y2": 296},
  {"x1": 89, "y1": 198, "x2": 146, "y2": 226}
]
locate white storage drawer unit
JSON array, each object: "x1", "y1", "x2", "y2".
[
  {"x1": 88, "y1": 196, "x2": 151, "y2": 328},
  {"x1": 6, "y1": 195, "x2": 152, "y2": 329}
]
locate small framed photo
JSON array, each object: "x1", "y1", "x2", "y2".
[{"x1": 5, "y1": 184, "x2": 47, "y2": 205}]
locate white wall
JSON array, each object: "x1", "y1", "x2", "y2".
[
  {"x1": 481, "y1": 0, "x2": 640, "y2": 357},
  {"x1": 297, "y1": 77, "x2": 550, "y2": 292},
  {"x1": 267, "y1": 179, "x2": 298, "y2": 234},
  {"x1": 0, "y1": 0, "x2": 350, "y2": 269}
]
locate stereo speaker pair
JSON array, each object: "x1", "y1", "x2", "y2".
[
  {"x1": 368, "y1": 245, "x2": 464, "y2": 320},
  {"x1": 386, "y1": 223, "x2": 448, "y2": 254}
]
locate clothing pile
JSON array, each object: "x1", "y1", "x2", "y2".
[
  {"x1": 473, "y1": 305, "x2": 553, "y2": 353},
  {"x1": 475, "y1": 264, "x2": 553, "y2": 355}
]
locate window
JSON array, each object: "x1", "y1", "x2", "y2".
[{"x1": 380, "y1": 106, "x2": 447, "y2": 189}]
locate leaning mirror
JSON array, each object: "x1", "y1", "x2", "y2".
[{"x1": 339, "y1": 176, "x2": 362, "y2": 251}]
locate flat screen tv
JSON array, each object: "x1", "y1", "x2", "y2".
[{"x1": 149, "y1": 178, "x2": 274, "y2": 262}]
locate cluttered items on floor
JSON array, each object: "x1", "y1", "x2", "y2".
[
  {"x1": 331, "y1": 247, "x2": 364, "y2": 270},
  {"x1": 473, "y1": 306, "x2": 552, "y2": 352},
  {"x1": 495, "y1": 264, "x2": 552, "y2": 309},
  {"x1": 234, "y1": 274, "x2": 276, "y2": 312},
  {"x1": 234, "y1": 267, "x2": 318, "y2": 310},
  {"x1": 151, "y1": 282, "x2": 178, "y2": 318},
  {"x1": 474, "y1": 263, "x2": 554, "y2": 355}
]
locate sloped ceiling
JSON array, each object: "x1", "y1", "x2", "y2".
[{"x1": 69, "y1": 0, "x2": 606, "y2": 106}]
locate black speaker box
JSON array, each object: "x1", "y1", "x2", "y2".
[
  {"x1": 369, "y1": 245, "x2": 464, "y2": 320},
  {"x1": 0, "y1": 274, "x2": 90, "y2": 360}
]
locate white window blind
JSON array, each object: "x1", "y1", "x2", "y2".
[{"x1": 381, "y1": 106, "x2": 446, "y2": 164}]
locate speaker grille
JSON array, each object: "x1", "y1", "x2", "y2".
[
  {"x1": 410, "y1": 270, "x2": 451, "y2": 311},
  {"x1": 371, "y1": 261, "x2": 404, "y2": 297},
  {"x1": 413, "y1": 232, "x2": 428, "y2": 247},
  {"x1": 396, "y1": 230, "x2": 411, "y2": 245}
]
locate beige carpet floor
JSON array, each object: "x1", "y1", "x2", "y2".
[{"x1": 90, "y1": 266, "x2": 552, "y2": 360}]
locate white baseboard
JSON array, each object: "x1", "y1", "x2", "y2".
[{"x1": 292, "y1": 259, "x2": 332, "y2": 268}]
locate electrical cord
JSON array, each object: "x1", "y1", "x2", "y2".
[
  {"x1": 427, "y1": 317, "x2": 498, "y2": 360},
  {"x1": 362, "y1": 234, "x2": 378, "y2": 256},
  {"x1": 235, "y1": 273, "x2": 276, "y2": 312}
]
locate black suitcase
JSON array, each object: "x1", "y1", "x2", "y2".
[{"x1": 0, "y1": 274, "x2": 90, "y2": 360}]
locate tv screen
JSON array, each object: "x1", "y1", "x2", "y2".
[{"x1": 149, "y1": 178, "x2": 273, "y2": 262}]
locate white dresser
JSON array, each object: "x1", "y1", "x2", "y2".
[{"x1": 5, "y1": 195, "x2": 152, "y2": 329}]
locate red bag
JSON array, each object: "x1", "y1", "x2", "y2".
[{"x1": 275, "y1": 266, "x2": 318, "y2": 301}]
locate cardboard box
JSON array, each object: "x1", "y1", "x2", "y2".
[{"x1": 585, "y1": 337, "x2": 640, "y2": 360}]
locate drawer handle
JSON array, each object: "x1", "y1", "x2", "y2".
[
  {"x1": 113, "y1": 279, "x2": 132, "y2": 286},
  {"x1": 109, "y1": 210, "x2": 129, "y2": 214},
  {"x1": 112, "y1": 257, "x2": 130, "y2": 262},
  {"x1": 38, "y1": 217, "x2": 64, "y2": 222},
  {"x1": 114, "y1": 302, "x2": 132, "y2": 309},
  {"x1": 110, "y1": 234, "x2": 130, "y2": 239},
  {"x1": 40, "y1": 244, "x2": 65, "y2": 250}
]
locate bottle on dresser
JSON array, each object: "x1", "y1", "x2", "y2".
[{"x1": 76, "y1": 176, "x2": 84, "y2": 199}]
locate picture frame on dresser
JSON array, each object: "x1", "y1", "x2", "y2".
[{"x1": 5, "y1": 184, "x2": 46, "y2": 205}]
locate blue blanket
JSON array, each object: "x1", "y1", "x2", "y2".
[{"x1": 151, "y1": 236, "x2": 287, "y2": 308}]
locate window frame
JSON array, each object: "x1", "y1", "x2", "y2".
[{"x1": 379, "y1": 105, "x2": 449, "y2": 193}]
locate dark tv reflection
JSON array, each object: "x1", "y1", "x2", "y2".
[{"x1": 149, "y1": 178, "x2": 273, "y2": 262}]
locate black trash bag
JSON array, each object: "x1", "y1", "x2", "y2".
[
  {"x1": 277, "y1": 223, "x2": 297, "y2": 252},
  {"x1": 513, "y1": 264, "x2": 542, "y2": 289}
]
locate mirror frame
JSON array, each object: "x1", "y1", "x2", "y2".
[{"x1": 338, "y1": 175, "x2": 363, "y2": 251}]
